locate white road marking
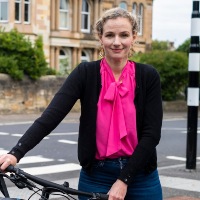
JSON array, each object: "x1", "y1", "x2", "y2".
[
  {"x1": 19, "y1": 155, "x2": 54, "y2": 164},
  {"x1": 162, "y1": 127, "x2": 200, "y2": 134},
  {"x1": 20, "y1": 163, "x2": 81, "y2": 175},
  {"x1": 166, "y1": 156, "x2": 200, "y2": 161},
  {"x1": 58, "y1": 139, "x2": 77, "y2": 144},
  {"x1": 0, "y1": 151, "x2": 54, "y2": 163},
  {"x1": 51, "y1": 132, "x2": 78, "y2": 136},
  {"x1": 158, "y1": 161, "x2": 200, "y2": 170},
  {"x1": 166, "y1": 156, "x2": 186, "y2": 161},
  {"x1": 0, "y1": 121, "x2": 34, "y2": 126},
  {"x1": 0, "y1": 132, "x2": 78, "y2": 137},
  {"x1": 11, "y1": 133, "x2": 24, "y2": 137},
  {"x1": 0, "y1": 132, "x2": 9, "y2": 135},
  {"x1": 58, "y1": 159, "x2": 65, "y2": 162},
  {"x1": 160, "y1": 175, "x2": 200, "y2": 192},
  {"x1": 11, "y1": 133, "x2": 49, "y2": 139},
  {"x1": 0, "y1": 149, "x2": 8, "y2": 154},
  {"x1": 181, "y1": 130, "x2": 200, "y2": 134}
]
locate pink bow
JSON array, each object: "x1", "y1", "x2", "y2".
[{"x1": 103, "y1": 81, "x2": 129, "y2": 156}]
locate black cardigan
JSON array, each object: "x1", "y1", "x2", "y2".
[{"x1": 9, "y1": 60, "x2": 163, "y2": 185}]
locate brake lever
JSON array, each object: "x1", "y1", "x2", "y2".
[{"x1": 10, "y1": 173, "x2": 36, "y2": 190}]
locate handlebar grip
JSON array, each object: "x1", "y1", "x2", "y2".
[{"x1": 5, "y1": 165, "x2": 16, "y2": 173}]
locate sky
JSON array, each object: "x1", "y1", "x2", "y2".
[{"x1": 152, "y1": 0, "x2": 193, "y2": 48}]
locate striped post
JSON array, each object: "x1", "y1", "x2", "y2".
[{"x1": 186, "y1": 0, "x2": 200, "y2": 170}]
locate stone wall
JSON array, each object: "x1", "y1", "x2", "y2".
[
  {"x1": 0, "y1": 74, "x2": 80, "y2": 114},
  {"x1": 0, "y1": 73, "x2": 188, "y2": 114}
]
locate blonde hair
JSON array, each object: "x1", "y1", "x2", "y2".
[{"x1": 95, "y1": 7, "x2": 138, "y2": 37}]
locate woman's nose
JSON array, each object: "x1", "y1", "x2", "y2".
[{"x1": 113, "y1": 36, "x2": 120, "y2": 45}]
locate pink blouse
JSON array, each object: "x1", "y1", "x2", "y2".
[{"x1": 95, "y1": 58, "x2": 138, "y2": 160}]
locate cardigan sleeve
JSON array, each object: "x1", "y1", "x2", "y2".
[
  {"x1": 118, "y1": 65, "x2": 163, "y2": 185},
  {"x1": 8, "y1": 65, "x2": 83, "y2": 162}
]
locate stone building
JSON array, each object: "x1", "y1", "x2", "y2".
[{"x1": 0, "y1": 0, "x2": 153, "y2": 74}]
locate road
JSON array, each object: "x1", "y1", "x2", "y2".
[{"x1": 0, "y1": 113, "x2": 200, "y2": 199}]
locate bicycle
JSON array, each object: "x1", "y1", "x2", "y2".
[{"x1": 0, "y1": 165, "x2": 108, "y2": 200}]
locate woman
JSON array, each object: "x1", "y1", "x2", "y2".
[{"x1": 0, "y1": 7, "x2": 163, "y2": 200}]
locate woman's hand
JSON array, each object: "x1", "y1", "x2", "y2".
[
  {"x1": 108, "y1": 179, "x2": 128, "y2": 200},
  {"x1": 0, "y1": 154, "x2": 17, "y2": 171}
]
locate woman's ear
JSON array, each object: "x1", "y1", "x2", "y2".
[
  {"x1": 99, "y1": 37, "x2": 102, "y2": 44},
  {"x1": 133, "y1": 33, "x2": 137, "y2": 41}
]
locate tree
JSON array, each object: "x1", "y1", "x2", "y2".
[
  {"x1": 131, "y1": 50, "x2": 188, "y2": 101},
  {"x1": 151, "y1": 40, "x2": 170, "y2": 51},
  {"x1": 0, "y1": 28, "x2": 55, "y2": 80},
  {"x1": 176, "y1": 38, "x2": 190, "y2": 55}
]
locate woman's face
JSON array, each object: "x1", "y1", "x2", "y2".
[{"x1": 100, "y1": 17, "x2": 135, "y2": 62}]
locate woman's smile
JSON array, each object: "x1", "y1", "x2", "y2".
[{"x1": 111, "y1": 48, "x2": 124, "y2": 52}]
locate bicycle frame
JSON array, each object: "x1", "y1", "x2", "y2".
[{"x1": 0, "y1": 175, "x2": 9, "y2": 198}]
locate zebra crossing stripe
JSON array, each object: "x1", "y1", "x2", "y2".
[
  {"x1": 0, "y1": 152, "x2": 55, "y2": 164},
  {"x1": 166, "y1": 156, "x2": 200, "y2": 161},
  {"x1": 19, "y1": 155, "x2": 54, "y2": 164},
  {"x1": 166, "y1": 156, "x2": 186, "y2": 161},
  {"x1": 51, "y1": 132, "x2": 78, "y2": 136},
  {"x1": 160, "y1": 175, "x2": 200, "y2": 192},
  {"x1": 0, "y1": 132, "x2": 9, "y2": 135},
  {"x1": 19, "y1": 163, "x2": 81, "y2": 175},
  {"x1": 58, "y1": 139, "x2": 78, "y2": 144}
]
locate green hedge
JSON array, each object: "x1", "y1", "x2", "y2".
[
  {"x1": 0, "y1": 28, "x2": 56, "y2": 80},
  {"x1": 131, "y1": 50, "x2": 188, "y2": 101}
]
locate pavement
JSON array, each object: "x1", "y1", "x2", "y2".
[{"x1": 0, "y1": 111, "x2": 200, "y2": 200}]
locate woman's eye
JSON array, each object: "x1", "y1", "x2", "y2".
[
  {"x1": 121, "y1": 34, "x2": 129, "y2": 37},
  {"x1": 105, "y1": 34, "x2": 113, "y2": 37}
]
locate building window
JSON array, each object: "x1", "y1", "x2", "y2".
[
  {"x1": 15, "y1": 0, "x2": 21, "y2": 22},
  {"x1": 24, "y1": 0, "x2": 30, "y2": 23},
  {"x1": 138, "y1": 3, "x2": 144, "y2": 35},
  {"x1": 59, "y1": 48, "x2": 71, "y2": 75},
  {"x1": 119, "y1": 2, "x2": 127, "y2": 10},
  {"x1": 81, "y1": 50, "x2": 90, "y2": 62},
  {"x1": 15, "y1": 0, "x2": 31, "y2": 23},
  {"x1": 59, "y1": 0, "x2": 69, "y2": 29},
  {"x1": 81, "y1": 0, "x2": 90, "y2": 33},
  {"x1": 132, "y1": 3, "x2": 137, "y2": 16},
  {"x1": 0, "y1": 0, "x2": 8, "y2": 21}
]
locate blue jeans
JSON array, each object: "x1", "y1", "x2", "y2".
[{"x1": 78, "y1": 158, "x2": 162, "y2": 200}]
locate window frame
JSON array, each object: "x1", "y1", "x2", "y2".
[
  {"x1": 24, "y1": 0, "x2": 31, "y2": 24},
  {"x1": 132, "y1": 2, "x2": 137, "y2": 16},
  {"x1": 0, "y1": 0, "x2": 9, "y2": 22},
  {"x1": 59, "y1": 0, "x2": 70, "y2": 30},
  {"x1": 138, "y1": 3, "x2": 144, "y2": 36},
  {"x1": 81, "y1": 0, "x2": 90, "y2": 33},
  {"x1": 15, "y1": 0, "x2": 21, "y2": 23}
]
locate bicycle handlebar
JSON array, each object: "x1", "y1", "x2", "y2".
[{"x1": 2, "y1": 165, "x2": 108, "y2": 200}]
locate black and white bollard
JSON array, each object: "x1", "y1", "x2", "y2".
[{"x1": 186, "y1": 0, "x2": 200, "y2": 170}]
